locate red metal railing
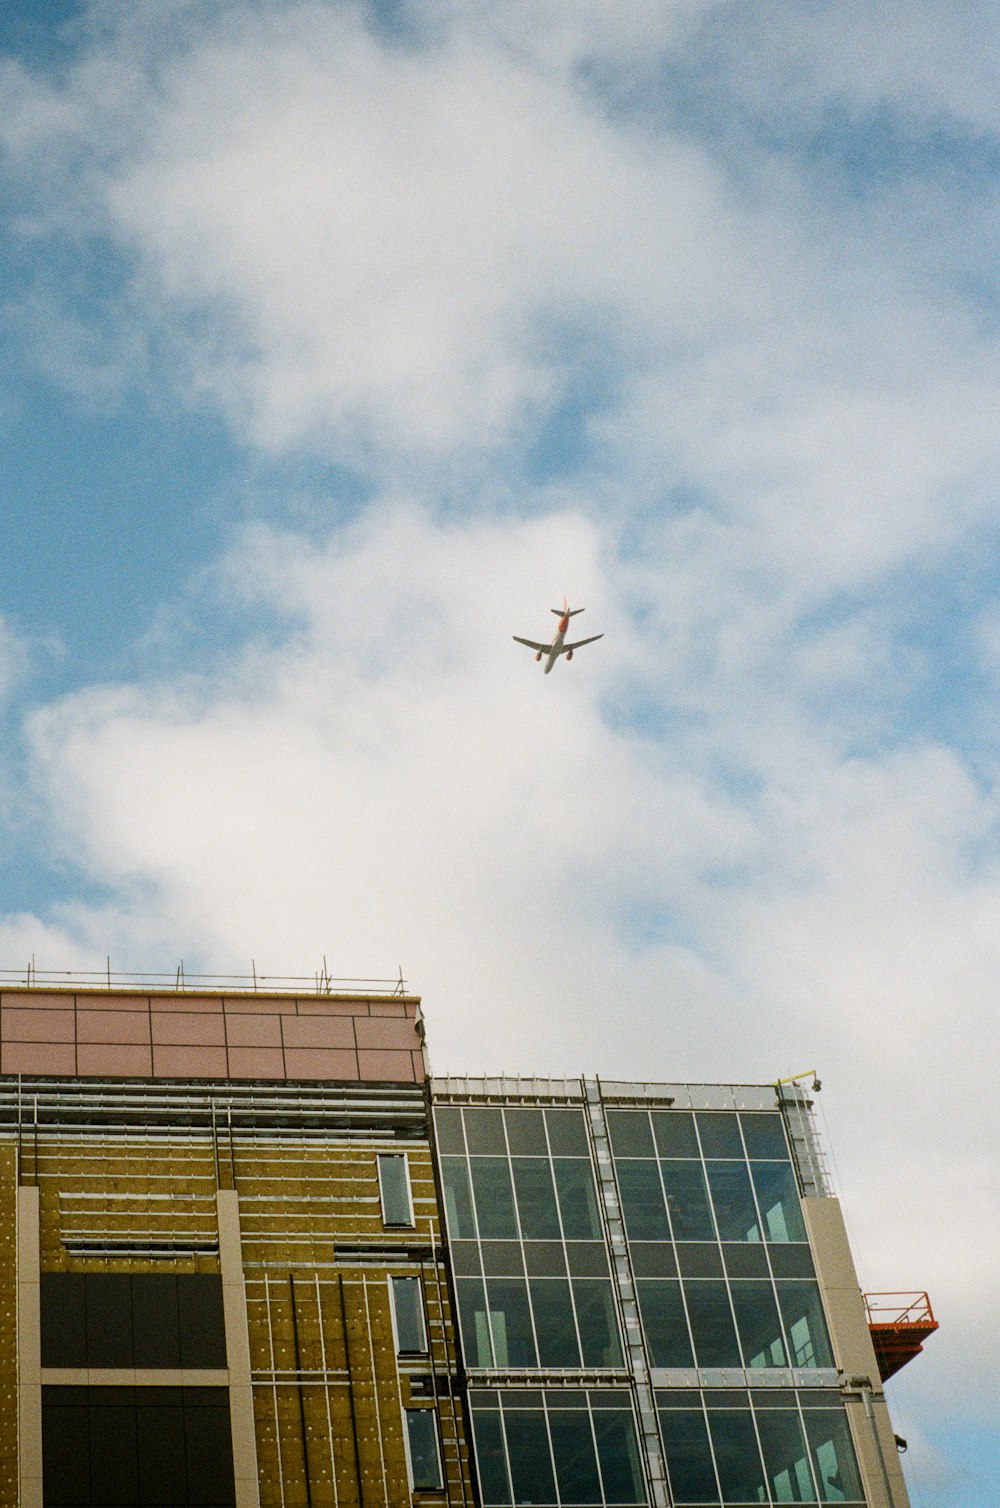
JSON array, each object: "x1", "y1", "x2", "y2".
[{"x1": 864, "y1": 1292, "x2": 938, "y2": 1381}]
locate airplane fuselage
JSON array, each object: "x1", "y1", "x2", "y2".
[{"x1": 542, "y1": 613, "x2": 571, "y2": 672}]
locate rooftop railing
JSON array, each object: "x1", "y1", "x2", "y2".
[{"x1": 1, "y1": 961, "x2": 409, "y2": 996}]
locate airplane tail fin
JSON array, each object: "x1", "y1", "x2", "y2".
[{"x1": 551, "y1": 605, "x2": 585, "y2": 617}]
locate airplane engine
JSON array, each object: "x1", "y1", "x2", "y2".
[
  {"x1": 535, "y1": 651, "x2": 543, "y2": 662},
  {"x1": 566, "y1": 649, "x2": 573, "y2": 661}
]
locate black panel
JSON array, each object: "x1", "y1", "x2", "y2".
[
  {"x1": 136, "y1": 1400, "x2": 187, "y2": 1507},
  {"x1": 178, "y1": 1276, "x2": 227, "y2": 1369},
  {"x1": 768, "y1": 1243, "x2": 816, "y2": 1278},
  {"x1": 89, "y1": 1398, "x2": 140, "y2": 1505},
  {"x1": 676, "y1": 1242, "x2": 724, "y2": 1277},
  {"x1": 183, "y1": 1394, "x2": 236, "y2": 1507},
  {"x1": 41, "y1": 1274, "x2": 88, "y2": 1369},
  {"x1": 85, "y1": 1276, "x2": 134, "y2": 1369},
  {"x1": 42, "y1": 1397, "x2": 90, "y2": 1506},
  {"x1": 523, "y1": 1241, "x2": 567, "y2": 1276},
  {"x1": 565, "y1": 1241, "x2": 609, "y2": 1277},
  {"x1": 723, "y1": 1242, "x2": 770, "y2": 1278},
  {"x1": 131, "y1": 1275, "x2": 181, "y2": 1368},
  {"x1": 629, "y1": 1242, "x2": 677, "y2": 1278}
]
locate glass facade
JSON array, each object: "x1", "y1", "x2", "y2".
[
  {"x1": 469, "y1": 1390, "x2": 647, "y2": 1506},
  {"x1": 435, "y1": 1092, "x2": 868, "y2": 1508},
  {"x1": 608, "y1": 1109, "x2": 833, "y2": 1376},
  {"x1": 437, "y1": 1105, "x2": 624, "y2": 1372}
]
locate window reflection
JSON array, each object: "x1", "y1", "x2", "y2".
[
  {"x1": 730, "y1": 1281, "x2": 787, "y2": 1369},
  {"x1": 616, "y1": 1161, "x2": 670, "y2": 1241},
  {"x1": 573, "y1": 1280, "x2": 623, "y2": 1367},
  {"x1": 505, "y1": 1411, "x2": 557, "y2": 1505},
  {"x1": 550, "y1": 1410, "x2": 602, "y2": 1504},
  {"x1": 740, "y1": 1113, "x2": 790, "y2": 1160},
  {"x1": 683, "y1": 1283, "x2": 740, "y2": 1368},
  {"x1": 442, "y1": 1157, "x2": 476, "y2": 1239},
  {"x1": 751, "y1": 1163, "x2": 807, "y2": 1243},
  {"x1": 512, "y1": 1158, "x2": 561, "y2": 1239},
  {"x1": 529, "y1": 1280, "x2": 579, "y2": 1367},
  {"x1": 705, "y1": 1161, "x2": 762, "y2": 1243},
  {"x1": 487, "y1": 1279, "x2": 537, "y2": 1368},
  {"x1": 803, "y1": 1411, "x2": 865, "y2": 1502},
  {"x1": 708, "y1": 1407, "x2": 768, "y2": 1501},
  {"x1": 776, "y1": 1284, "x2": 833, "y2": 1369},
  {"x1": 472, "y1": 1158, "x2": 519, "y2": 1240},
  {"x1": 554, "y1": 1159, "x2": 602, "y2": 1239},
  {"x1": 637, "y1": 1280, "x2": 693, "y2": 1368},
  {"x1": 472, "y1": 1409, "x2": 512, "y2": 1505},
  {"x1": 756, "y1": 1409, "x2": 817, "y2": 1502},
  {"x1": 593, "y1": 1411, "x2": 645, "y2": 1505},
  {"x1": 660, "y1": 1162, "x2": 715, "y2": 1241},
  {"x1": 659, "y1": 1407, "x2": 720, "y2": 1504}
]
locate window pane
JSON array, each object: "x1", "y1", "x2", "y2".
[
  {"x1": 472, "y1": 1157, "x2": 519, "y2": 1239},
  {"x1": 40, "y1": 1274, "x2": 87, "y2": 1368},
  {"x1": 741, "y1": 1113, "x2": 789, "y2": 1159},
  {"x1": 637, "y1": 1280, "x2": 693, "y2": 1368},
  {"x1": 513, "y1": 1158, "x2": 561, "y2": 1239},
  {"x1": 505, "y1": 1108, "x2": 548, "y2": 1153},
  {"x1": 132, "y1": 1274, "x2": 181, "y2": 1369},
  {"x1": 617, "y1": 1161, "x2": 670, "y2": 1240},
  {"x1": 90, "y1": 1399, "x2": 140, "y2": 1505},
  {"x1": 472, "y1": 1409, "x2": 512, "y2": 1505},
  {"x1": 85, "y1": 1274, "x2": 133, "y2": 1368},
  {"x1": 487, "y1": 1279, "x2": 538, "y2": 1368},
  {"x1": 554, "y1": 1159, "x2": 602, "y2": 1239},
  {"x1": 660, "y1": 1161, "x2": 715, "y2": 1241},
  {"x1": 695, "y1": 1112, "x2": 743, "y2": 1158},
  {"x1": 457, "y1": 1278, "x2": 494, "y2": 1367},
  {"x1": 803, "y1": 1411, "x2": 865, "y2": 1503},
  {"x1": 378, "y1": 1154, "x2": 413, "y2": 1227},
  {"x1": 608, "y1": 1111, "x2": 655, "y2": 1157},
  {"x1": 442, "y1": 1156, "x2": 477, "y2": 1238},
  {"x1": 183, "y1": 1390, "x2": 237, "y2": 1506},
  {"x1": 683, "y1": 1282, "x2": 741, "y2": 1368},
  {"x1": 546, "y1": 1109, "x2": 589, "y2": 1155},
  {"x1": 652, "y1": 1112, "x2": 699, "y2": 1158},
  {"x1": 594, "y1": 1410, "x2": 646, "y2": 1504},
  {"x1": 505, "y1": 1411, "x2": 557, "y2": 1505},
  {"x1": 465, "y1": 1108, "x2": 508, "y2": 1153},
  {"x1": 659, "y1": 1408, "x2": 719, "y2": 1504},
  {"x1": 573, "y1": 1280, "x2": 623, "y2": 1367},
  {"x1": 751, "y1": 1163, "x2": 806, "y2": 1243},
  {"x1": 776, "y1": 1284, "x2": 833, "y2": 1369},
  {"x1": 392, "y1": 1277, "x2": 426, "y2": 1354},
  {"x1": 178, "y1": 1274, "x2": 227, "y2": 1369},
  {"x1": 705, "y1": 1161, "x2": 762, "y2": 1243},
  {"x1": 407, "y1": 1409, "x2": 444, "y2": 1490},
  {"x1": 769, "y1": 1244, "x2": 816, "y2": 1279},
  {"x1": 709, "y1": 1407, "x2": 768, "y2": 1502},
  {"x1": 756, "y1": 1409, "x2": 817, "y2": 1502},
  {"x1": 529, "y1": 1280, "x2": 580, "y2": 1367},
  {"x1": 524, "y1": 1241, "x2": 567, "y2": 1276},
  {"x1": 550, "y1": 1410, "x2": 602, "y2": 1504},
  {"x1": 434, "y1": 1106, "x2": 466, "y2": 1153},
  {"x1": 731, "y1": 1281, "x2": 787, "y2": 1368},
  {"x1": 41, "y1": 1396, "x2": 90, "y2": 1507}
]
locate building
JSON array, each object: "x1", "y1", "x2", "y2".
[
  {"x1": 0, "y1": 978, "x2": 932, "y2": 1506},
  {"x1": 0, "y1": 977, "x2": 473, "y2": 1507},
  {"x1": 430, "y1": 1075, "x2": 926, "y2": 1508}
]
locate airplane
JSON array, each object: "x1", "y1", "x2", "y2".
[{"x1": 513, "y1": 598, "x2": 604, "y2": 673}]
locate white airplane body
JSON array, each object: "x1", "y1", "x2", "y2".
[{"x1": 514, "y1": 599, "x2": 604, "y2": 673}]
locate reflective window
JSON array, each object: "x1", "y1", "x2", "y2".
[
  {"x1": 661, "y1": 1162, "x2": 715, "y2": 1241},
  {"x1": 506, "y1": 1411, "x2": 558, "y2": 1504},
  {"x1": 472, "y1": 1409, "x2": 512, "y2": 1505},
  {"x1": 554, "y1": 1159, "x2": 602, "y2": 1239},
  {"x1": 731, "y1": 1281, "x2": 787, "y2": 1369},
  {"x1": 530, "y1": 1279, "x2": 580, "y2": 1367},
  {"x1": 466, "y1": 1108, "x2": 508, "y2": 1153},
  {"x1": 756, "y1": 1409, "x2": 816, "y2": 1502},
  {"x1": 513, "y1": 1158, "x2": 561, "y2": 1239},
  {"x1": 377, "y1": 1154, "x2": 414, "y2": 1227},
  {"x1": 573, "y1": 1280, "x2": 623, "y2": 1367},
  {"x1": 458, "y1": 1278, "x2": 494, "y2": 1366},
  {"x1": 659, "y1": 1406, "x2": 720, "y2": 1503},
  {"x1": 472, "y1": 1158, "x2": 519, "y2": 1239},
  {"x1": 637, "y1": 1280, "x2": 693, "y2": 1368},
  {"x1": 751, "y1": 1163, "x2": 806, "y2": 1243},
  {"x1": 506, "y1": 1107, "x2": 548, "y2": 1154},
  {"x1": 487, "y1": 1279, "x2": 538, "y2": 1367},
  {"x1": 776, "y1": 1284, "x2": 833, "y2": 1369},
  {"x1": 804, "y1": 1411, "x2": 865, "y2": 1502},
  {"x1": 434, "y1": 1105, "x2": 466, "y2": 1153},
  {"x1": 741, "y1": 1113, "x2": 790, "y2": 1160},
  {"x1": 391, "y1": 1276, "x2": 426, "y2": 1355},
  {"x1": 406, "y1": 1408, "x2": 444, "y2": 1490},
  {"x1": 695, "y1": 1112, "x2": 744, "y2": 1158},
  {"x1": 441, "y1": 1156, "x2": 476, "y2": 1238},
  {"x1": 608, "y1": 1111, "x2": 655, "y2": 1157},
  {"x1": 683, "y1": 1282, "x2": 740, "y2": 1368},
  {"x1": 550, "y1": 1409, "x2": 602, "y2": 1504},
  {"x1": 546, "y1": 1108, "x2": 589, "y2": 1155},
  {"x1": 709, "y1": 1407, "x2": 768, "y2": 1502},
  {"x1": 652, "y1": 1112, "x2": 700, "y2": 1158},
  {"x1": 593, "y1": 1410, "x2": 645, "y2": 1505},
  {"x1": 617, "y1": 1161, "x2": 670, "y2": 1240},
  {"x1": 705, "y1": 1161, "x2": 762, "y2": 1243}
]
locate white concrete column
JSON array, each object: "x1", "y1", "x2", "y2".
[{"x1": 217, "y1": 1190, "x2": 260, "y2": 1508}]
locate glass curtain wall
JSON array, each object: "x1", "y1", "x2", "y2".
[
  {"x1": 435, "y1": 1105, "x2": 624, "y2": 1372},
  {"x1": 656, "y1": 1389, "x2": 865, "y2": 1506},
  {"x1": 607, "y1": 1110, "x2": 834, "y2": 1374}
]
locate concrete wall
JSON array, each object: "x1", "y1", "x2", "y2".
[{"x1": 803, "y1": 1196, "x2": 911, "y2": 1508}]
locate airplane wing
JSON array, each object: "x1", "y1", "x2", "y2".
[
  {"x1": 513, "y1": 636, "x2": 551, "y2": 652},
  {"x1": 562, "y1": 634, "x2": 604, "y2": 652}
]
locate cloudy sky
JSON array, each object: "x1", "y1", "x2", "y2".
[{"x1": 2, "y1": 0, "x2": 998, "y2": 1496}]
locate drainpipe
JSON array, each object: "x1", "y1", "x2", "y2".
[{"x1": 842, "y1": 1374, "x2": 897, "y2": 1506}]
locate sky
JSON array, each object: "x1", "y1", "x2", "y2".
[{"x1": 1, "y1": 0, "x2": 998, "y2": 1497}]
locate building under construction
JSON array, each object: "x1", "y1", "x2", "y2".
[{"x1": 0, "y1": 975, "x2": 934, "y2": 1506}]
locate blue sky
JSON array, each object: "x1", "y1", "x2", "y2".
[{"x1": 2, "y1": 2, "x2": 999, "y2": 1497}]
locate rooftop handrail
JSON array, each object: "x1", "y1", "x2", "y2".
[
  {"x1": 0, "y1": 963, "x2": 409, "y2": 996},
  {"x1": 864, "y1": 1292, "x2": 936, "y2": 1326}
]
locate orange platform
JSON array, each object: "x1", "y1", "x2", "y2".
[{"x1": 864, "y1": 1291, "x2": 938, "y2": 1381}]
